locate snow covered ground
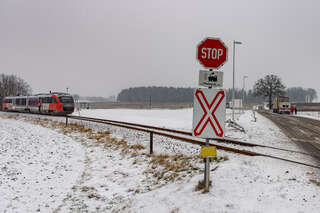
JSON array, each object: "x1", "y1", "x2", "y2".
[
  {"x1": 0, "y1": 115, "x2": 84, "y2": 212},
  {"x1": 296, "y1": 111, "x2": 320, "y2": 120},
  {"x1": 0, "y1": 109, "x2": 320, "y2": 212}
]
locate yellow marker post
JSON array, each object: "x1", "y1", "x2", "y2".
[
  {"x1": 200, "y1": 146, "x2": 217, "y2": 158},
  {"x1": 201, "y1": 143, "x2": 217, "y2": 192}
]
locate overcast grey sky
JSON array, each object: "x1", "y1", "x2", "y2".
[{"x1": 1, "y1": 0, "x2": 320, "y2": 98}]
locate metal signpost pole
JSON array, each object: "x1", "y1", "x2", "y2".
[
  {"x1": 205, "y1": 138, "x2": 210, "y2": 191},
  {"x1": 232, "y1": 41, "x2": 235, "y2": 121}
]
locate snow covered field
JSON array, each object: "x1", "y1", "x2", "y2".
[
  {"x1": 296, "y1": 111, "x2": 320, "y2": 120},
  {"x1": 1, "y1": 109, "x2": 320, "y2": 212}
]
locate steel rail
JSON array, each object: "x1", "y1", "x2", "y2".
[
  {"x1": 67, "y1": 115, "x2": 320, "y2": 169},
  {"x1": 69, "y1": 115, "x2": 313, "y2": 156}
]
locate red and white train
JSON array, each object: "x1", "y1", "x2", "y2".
[{"x1": 2, "y1": 92, "x2": 75, "y2": 115}]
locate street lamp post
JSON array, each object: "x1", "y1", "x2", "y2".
[
  {"x1": 242, "y1": 75, "x2": 248, "y2": 111},
  {"x1": 232, "y1": 40, "x2": 242, "y2": 121}
]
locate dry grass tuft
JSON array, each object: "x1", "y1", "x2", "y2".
[
  {"x1": 171, "y1": 208, "x2": 180, "y2": 213},
  {"x1": 210, "y1": 155, "x2": 229, "y2": 163},
  {"x1": 310, "y1": 179, "x2": 320, "y2": 187},
  {"x1": 144, "y1": 153, "x2": 198, "y2": 183},
  {"x1": 195, "y1": 180, "x2": 212, "y2": 193},
  {"x1": 87, "y1": 193, "x2": 101, "y2": 200},
  {"x1": 129, "y1": 144, "x2": 145, "y2": 150},
  {"x1": 150, "y1": 154, "x2": 170, "y2": 166},
  {"x1": 5, "y1": 114, "x2": 19, "y2": 119},
  {"x1": 81, "y1": 186, "x2": 96, "y2": 192}
]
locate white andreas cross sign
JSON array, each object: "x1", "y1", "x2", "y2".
[{"x1": 192, "y1": 88, "x2": 226, "y2": 138}]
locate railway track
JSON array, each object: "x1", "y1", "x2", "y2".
[{"x1": 67, "y1": 115, "x2": 320, "y2": 169}]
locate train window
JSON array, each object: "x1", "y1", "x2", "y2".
[
  {"x1": 52, "y1": 97, "x2": 58, "y2": 103},
  {"x1": 59, "y1": 96, "x2": 74, "y2": 103},
  {"x1": 30, "y1": 98, "x2": 38, "y2": 106},
  {"x1": 16, "y1": 98, "x2": 26, "y2": 105},
  {"x1": 5, "y1": 99, "x2": 12, "y2": 103}
]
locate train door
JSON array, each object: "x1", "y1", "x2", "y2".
[{"x1": 12, "y1": 98, "x2": 16, "y2": 111}]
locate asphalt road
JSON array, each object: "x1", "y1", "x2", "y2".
[{"x1": 259, "y1": 111, "x2": 320, "y2": 161}]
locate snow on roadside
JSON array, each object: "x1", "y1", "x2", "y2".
[
  {"x1": 296, "y1": 111, "x2": 320, "y2": 120},
  {"x1": 233, "y1": 110, "x2": 298, "y2": 149},
  {"x1": 0, "y1": 116, "x2": 85, "y2": 212}
]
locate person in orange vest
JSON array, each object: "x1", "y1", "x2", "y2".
[{"x1": 38, "y1": 101, "x2": 41, "y2": 112}]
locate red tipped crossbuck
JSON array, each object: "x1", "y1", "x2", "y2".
[{"x1": 192, "y1": 88, "x2": 226, "y2": 138}]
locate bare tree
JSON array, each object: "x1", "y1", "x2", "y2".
[
  {"x1": 253, "y1": 74, "x2": 286, "y2": 109},
  {"x1": 0, "y1": 74, "x2": 32, "y2": 108}
]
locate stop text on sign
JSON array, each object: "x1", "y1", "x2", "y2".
[
  {"x1": 197, "y1": 37, "x2": 228, "y2": 69},
  {"x1": 201, "y1": 48, "x2": 224, "y2": 60}
]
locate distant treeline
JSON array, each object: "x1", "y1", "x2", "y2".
[
  {"x1": 286, "y1": 87, "x2": 317, "y2": 102},
  {"x1": 117, "y1": 86, "x2": 317, "y2": 103},
  {"x1": 117, "y1": 87, "x2": 194, "y2": 102},
  {"x1": 73, "y1": 94, "x2": 116, "y2": 102}
]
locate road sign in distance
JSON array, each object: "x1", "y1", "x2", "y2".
[
  {"x1": 192, "y1": 88, "x2": 226, "y2": 139},
  {"x1": 197, "y1": 37, "x2": 228, "y2": 69},
  {"x1": 199, "y1": 70, "x2": 223, "y2": 88}
]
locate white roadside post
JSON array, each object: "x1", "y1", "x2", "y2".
[
  {"x1": 195, "y1": 37, "x2": 228, "y2": 192},
  {"x1": 232, "y1": 40, "x2": 242, "y2": 121},
  {"x1": 242, "y1": 75, "x2": 248, "y2": 112}
]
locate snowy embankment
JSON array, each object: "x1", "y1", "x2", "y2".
[
  {"x1": 1, "y1": 109, "x2": 320, "y2": 212},
  {"x1": 0, "y1": 115, "x2": 84, "y2": 212}
]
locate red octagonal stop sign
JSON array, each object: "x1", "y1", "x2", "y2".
[{"x1": 197, "y1": 37, "x2": 228, "y2": 69}]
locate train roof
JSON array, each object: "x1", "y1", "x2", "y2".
[
  {"x1": 4, "y1": 96, "x2": 28, "y2": 99},
  {"x1": 4, "y1": 92, "x2": 72, "y2": 98},
  {"x1": 33, "y1": 92, "x2": 72, "y2": 96}
]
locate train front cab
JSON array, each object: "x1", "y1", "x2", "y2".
[{"x1": 50, "y1": 94, "x2": 75, "y2": 115}]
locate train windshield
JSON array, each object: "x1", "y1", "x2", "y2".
[{"x1": 59, "y1": 96, "x2": 74, "y2": 103}]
